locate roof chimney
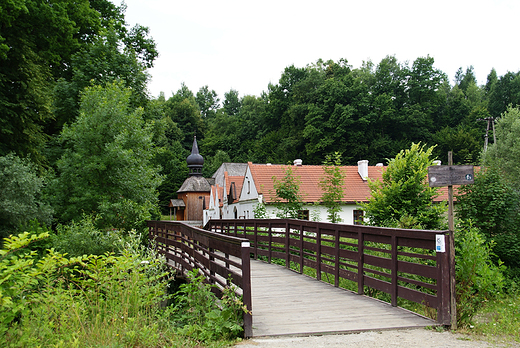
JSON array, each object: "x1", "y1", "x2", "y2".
[
  {"x1": 433, "y1": 160, "x2": 442, "y2": 166},
  {"x1": 294, "y1": 159, "x2": 303, "y2": 166},
  {"x1": 358, "y1": 160, "x2": 369, "y2": 181},
  {"x1": 376, "y1": 163, "x2": 384, "y2": 167}
]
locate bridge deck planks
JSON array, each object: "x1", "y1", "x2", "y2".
[{"x1": 250, "y1": 260, "x2": 435, "y2": 337}]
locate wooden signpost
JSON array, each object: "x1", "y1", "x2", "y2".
[
  {"x1": 428, "y1": 152, "x2": 474, "y2": 330},
  {"x1": 428, "y1": 165, "x2": 474, "y2": 187}
]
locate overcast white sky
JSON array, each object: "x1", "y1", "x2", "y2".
[{"x1": 118, "y1": 0, "x2": 520, "y2": 100}]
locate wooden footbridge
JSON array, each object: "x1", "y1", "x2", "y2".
[{"x1": 148, "y1": 219, "x2": 453, "y2": 337}]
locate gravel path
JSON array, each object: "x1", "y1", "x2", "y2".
[{"x1": 234, "y1": 328, "x2": 511, "y2": 348}]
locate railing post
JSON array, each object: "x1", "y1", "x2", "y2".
[
  {"x1": 299, "y1": 224, "x2": 304, "y2": 274},
  {"x1": 316, "y1": 225, "x2": 321, "y2": 281},
  {"x1": 285, "y1": 221, "x2": 290, "y2": 268},
  {"x1": 254, "y1": 221, "x2": 258, "y2": 259},
  {"x1": 357, "y1": 230, "x2": 364, "y2": 295},
  {"x1": 391, "y1": 235, "x2": 398, "y2": 307},
  {"x1": 241, "y1": 241, "x2": 253, "y2": 338},
  {"x1": 334, "y1": 229, "x2": 340, "y2": 287},
  {"x1": 268, "y1": 222, "x2": 273, "y2": 263},
  {"x1": 438, "y1": 233, "x2": 451, "y2": 325}
]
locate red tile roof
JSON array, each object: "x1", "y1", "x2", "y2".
[
  {"x1": 248, "y1": 163, "x2": 382, "y2": 203},
  {"x1": 225, "y1": 171, "x2": 245, "y2": 204},
  {"x1": 248, "y1": 162, "x2": 453, "y2": 204}
]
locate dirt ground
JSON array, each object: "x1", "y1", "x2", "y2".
[{"x1": 234, "y1": 328, "x2": 515, "y2": 348}]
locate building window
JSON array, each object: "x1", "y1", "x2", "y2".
[
  {"x1": 353, "y1": 210, "x2": 364, "y2": 225},
  {"x1": 298, "y1": 210, "x2": 309, "y2": 220}
]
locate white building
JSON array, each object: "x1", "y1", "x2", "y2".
[{"x1": 204, "y1": 160, "x2": 393, "y2": 225}]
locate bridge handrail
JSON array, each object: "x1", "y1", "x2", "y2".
[
  {"x1": 147, "y1": 220, "x2": 253, "y2": 337},
  {"x1": 205, "y1": 218, "x2": 451, "y2": 326}
]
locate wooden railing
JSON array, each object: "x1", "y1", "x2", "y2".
[
  {"x1": 147, "y1": 221, "x2": 253, "y2": 337},
  {"x1": 205, "y1": 218, "x2": 452, "y2": 325}
]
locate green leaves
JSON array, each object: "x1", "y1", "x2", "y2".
[
  {"x1": 482, "y1": 106, "x2": 520, "y2": 186},
  {"x1": 319, "y1": 152, "x2": 345, "y2": 223},
  {"x1": 1, "y1": 228, "x2": 173, "y2": 345},
  {"x1": 171, "y1": 269, "x2": 246, "y2": 342},
  {"x1": 53, "y1": 82, "x2": 162, "y2": 230},
  {"x1": 272, "y1": 166, "x2": 304, "y2": 219},
  {"x1": 0, "y1": 154, "x2": 53, "y2": 239},
  {"x1": 361, "y1": 143, "x2": 446, "y2": 229},
  {"x1": 455, "y1": 222, "x2": 505, "y2": 326}
]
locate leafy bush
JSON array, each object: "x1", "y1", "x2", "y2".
[
  {"x1": 50, "y1": 214, "x2": 123, "y2": 257},
  {"x1": 1, "y1": 229, "x2": 174, "y2": 347},
  {"x1": 456, "y1": 168, "x2": 520, "y2": 280},
  {"x1": 361, "y1": 143, "x2": 447, "y2": 230},
  {"x1": 455, "y1": 222, "x2": 505, "y2": 327},
  {"x1": 52, "y1": 82, "x2": 162, "y2": 231},
  {"x1": 170, "y1": 269, "x2": 248, "y2": 342},
  {"x1": 253, "y1": 201, "x2": 267, "y2": 219},
  {"x1": 0, "y1": 153, "x2": 53, "y2": 239}
]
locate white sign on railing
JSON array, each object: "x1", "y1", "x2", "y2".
[{"x1": 435, "y1": 234, "x2": 446, "y2": 253}]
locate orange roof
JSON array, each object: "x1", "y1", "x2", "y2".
[
  {"x1": 248, "y1": 163, "x2": 385, "y2": 203},
  {"x1": 224, "y1": 171, "x2": 245, "y2": 204},
  {"x1": 248, "y1": 162, "x2": 453, "y2": 204},
  {"x1": 217, "y1": 185, "x2": 224, "y2": 207}
]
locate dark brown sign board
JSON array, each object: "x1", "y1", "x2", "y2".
[{"x1": 428, "y1": 165, "x2": 474, "y2": 187}]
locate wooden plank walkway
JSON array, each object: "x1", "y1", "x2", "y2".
[{"x1": 250, "y1": 259, "x2": 436, "y2": 337}]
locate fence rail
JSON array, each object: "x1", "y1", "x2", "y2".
[
  {"x1": 147, "y1": 221, "x2": 253, "y2": 337},
  {"x1": 205, "y1": 218, "x2": 452, "y2": 325}
]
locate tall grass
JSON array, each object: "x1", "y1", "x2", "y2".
[{"x1": 1, "y1": 227, "x2": 244, "y2": 347}]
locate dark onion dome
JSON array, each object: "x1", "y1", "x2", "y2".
[{"x1": 187, "y1": 136, "x2": 204, "y2": 175}]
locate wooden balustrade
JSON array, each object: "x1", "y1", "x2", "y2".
[
  {"x1": 147, "y1": 221, "x2": 253, "y2": 337},
  {"x1": 205, "y1": 218, "x2": 451, "y2": 325}
]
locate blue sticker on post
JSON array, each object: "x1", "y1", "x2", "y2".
[{"x1": 436, "y1": 234, "x2": 446, "y2": 253}]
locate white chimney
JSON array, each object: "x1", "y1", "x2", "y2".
[
  {"x1": 433, "y1": 160, "x2": 442, "y2": 166},
  {"x1": 358, "y1": 160, "x2": 369, "y2": 181},
  {"x1": 294, "y1": 159, "x2": 303, "y2": 166},
  {"x1": 376, "y1": 163, "x2": 384, "y2": 167}
]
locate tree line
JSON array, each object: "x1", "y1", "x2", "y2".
[{"x1": 2, "y1": 0, "x2": 520, "y2": 230}]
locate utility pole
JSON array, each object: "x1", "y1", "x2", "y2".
[{"x1": 478, "y1": 117, "x2": 496, "y2": 152}]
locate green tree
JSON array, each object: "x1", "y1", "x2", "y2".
[
  {"x1": 482, "y1": 105, "x2": 520, "y2": 186},
  {"x1": 272, "y1": 166, "x2": 304, "y2": 219},
  {"x1": 223, "y1": 89, "x2": 241, "y2": 116},
  {"x1": 455, "y1": 169, "x2": 520, "y2": 276},
  {"x1": 319, "y1": 152, "x2": 345, "y2": 223},
  {"x1": 0, "y1": 0, "x2": 156, "y2": 164},
  {"x1": 52, "y1": 25, "x2": 155, "y2": 133},
  {"x1": 52, "y1": 82, "x2": 162, "y2": 230},
  {"x1": 0, "y1": 154, "x2": 53, "y2": 238},
  {"x1": 361, "y1": 143, "x2": 447, "y2": 229},
  {"x1": 487, "y1": 72, "x2": 520, "y2": 118},
  {"x1": 164, "y1": 84, "x2": 204, "y2": 149},
  {"x1": 196, "y1": 85, "x2": 220, "y2": 119},
  {"x1": 432, "y1": 125, "x2": 481, "y2": 164}
]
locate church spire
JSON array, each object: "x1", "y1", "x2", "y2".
[{"x1": 186, "y1": 136, "x2": 204, "y2": 176}]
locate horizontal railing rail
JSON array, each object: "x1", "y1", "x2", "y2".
[
  {"x1": 147, "y1": 220, "x2": 252, "y2": 337},
  {"x1": 205, "y1": 218, "x2": 451, "y2": 325}
]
